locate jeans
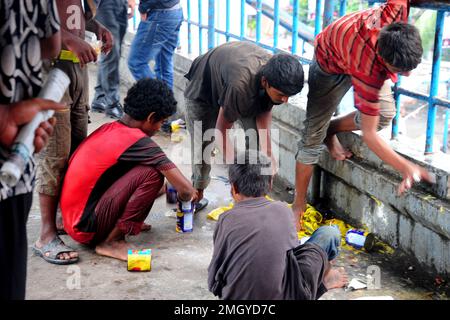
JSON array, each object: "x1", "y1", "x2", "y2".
[
  {"x1": 306, "y1": 225, "x2": 341, "y2": 261},
  {"x1": 92, "y1": 0, "x2": 128, "y2": 106},
  {"x1": 128, "y1": 7, "x2": 183, "y2": 88}
]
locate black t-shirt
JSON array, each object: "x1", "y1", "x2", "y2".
[
  {"x1": 184, "y1": 41, "x2": 273, "y2": 122},
  {"x1": 0, "y1": 0, "x2": 60, "y2": 201}
]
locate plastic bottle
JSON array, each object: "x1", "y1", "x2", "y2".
[{"x1": 0, "y1": 68, "x2": 70, "y2": 187}]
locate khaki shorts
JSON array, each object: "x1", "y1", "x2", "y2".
[
  {"x1": 295, "y1": 60, "x2": 395, "y2": 165},
  {"x1": 36, "y1": 60, "x2": 89, "y2": 196}
]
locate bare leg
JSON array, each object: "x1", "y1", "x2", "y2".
[
  {"x1": 323, "y1": 263, "x2": 349, "y2": 290},
  {"x1": 293, "y1": 162, "x2": 314, "y2": 232},
  {"x1": 35, "y1": 193, "x2": 78, "y2": 260},
  {"x1": 324, "y1": 111, "x2": 357, "y2": 160},
  {"x1": 95, "y1": 226, "x2": 134, "y2": 261}
]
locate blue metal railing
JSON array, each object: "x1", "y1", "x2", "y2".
[{"x1": 131, "y1": 0, "x2": 449, "y2": 154}]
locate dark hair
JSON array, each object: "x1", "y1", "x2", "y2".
[
  {"x1": 124, "y1": 78, "x2": 177, "y2": 121},
  {"x1": 259, "y1": 53, "x2": 304, "y2": 96},
  {"x1": 228, "y1": 150, "x2": 272, "y2": 198},
  {"x1": 378, "y1": 22, "x2": 423, "y2": 71}
]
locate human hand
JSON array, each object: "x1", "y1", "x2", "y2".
[
  {"x1": 291, "y1": 202, "x2": 305, "y2": 232},
  {"x1": 0, "y1": 98, "x2": 65, "y2": 151},
  {"x1": 97, "y1": 25, "x2": 113, "y2": 55},
  {"x1": 140, "y1": 12, "x2": 147, "y2": 22},
  {"x1": 128, "y1": 0, "x2": 136, "y2": 19},
  {"x1": 66, "y1": 36, "x2": 98, "y2": 67},
  {"x1": 398, "y1": 163, "x2": 431, "y2": 195},
  {"x1": 191, "y1": 189, "x2": 204, "y2": 203}
]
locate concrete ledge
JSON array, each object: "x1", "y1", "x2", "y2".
[{"x1": 119, "y1": 34, "x2": 450, "y2": 275}]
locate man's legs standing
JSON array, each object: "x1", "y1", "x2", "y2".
[
  {"x1": 91, "y1": 0, "x2": 128, "y2": 119},
  {"x1": 93, "y1": 165, "x2": 164, "y2": 261},
  {"x1": 35, "y1": 62, "x2": 88, "y2": 263},
  {"x1": 293, "y1": 61, "x2": 352, "y2": 230},
  {"x1": 0, "y1": 193, "x2": 32, "y2": 300},
  {"x1": 154, "y1": 8, "x2": 183, "y2": 89},
  {"x1": 128, "y1": 8, "x2": 183, "y2": 88},
  {"x1": 185, "y1": 98, "x2": 220, "y2": 202}
]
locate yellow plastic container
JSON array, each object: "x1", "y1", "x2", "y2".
[{"x1": 127, "y1": 249, "x2": 152, "y2": 272}]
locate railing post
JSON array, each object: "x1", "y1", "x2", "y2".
[
  {"x1": 256, "y1": 0, "x2": 262, "y2": 44},
  {"x1": 391, "y1": 78, "x2": 402, "y2": 140},
  {"x1": 198, "y1": 0, "x2": 203, "y2": 54},
  {"x1": 208, "y1": 0, "x2": 215, "y2": 50},
  {"x1": 187, "y1": 0, "x2": 192, "y2": 54},
  {"x1": 292, "y1": 0, "x2": 299, "y2": 54},
  {"x1": 315, "y1": 0, "x2": 324, "y2": 36},
  {"x1": 226, "y1": 0, "x2": 230, "y2": 42},
  {"x1": 339, "y1": 0, "x2": 347, "y2": 17},
  {"x1": 274, "y1": 0, "x2": 280, "y2": 49},
  {"x1": 240, "y1": 0, "x2": 246, "y2": 39},
  {"x1": 443, "y1": 108, "x2": 449, "y2": 153},
  {"x1": 323, "y1": 0, "x2": 335, "y2": 28},
  {"x1": 425, "y1": 10, "x2": 445, "y2": 154}
]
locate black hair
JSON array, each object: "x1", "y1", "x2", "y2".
[
  {"x1": 259, "y1": 53, "x2": 304, "y2": 96},
  {"x1": 228, "y1": 150, "x2": 272, "y2": 198},
  {"x1": 124, "y1": 78, "x2": 177, "y2": 121},
  {"x1": 378, "y1": 22, "x2": 423, "y2": 71}
]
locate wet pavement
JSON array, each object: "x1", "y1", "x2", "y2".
[{"x1": 24, "y1": 68, "x2": 448, "y2": 300}]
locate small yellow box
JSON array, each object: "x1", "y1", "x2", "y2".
[{"x1": 127, "y1": 249, "x2": 152, "y2": 272}]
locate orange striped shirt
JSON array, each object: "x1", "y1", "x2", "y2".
[{"x1": 315, "y1": 0, "x2": 409, "y2": 116}]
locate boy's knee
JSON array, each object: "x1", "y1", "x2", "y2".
[{"x1": 318, "y1": 226, "x2": 341, "y2": 244}]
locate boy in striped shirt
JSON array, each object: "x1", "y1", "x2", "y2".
[{"x1": 293, "y1": 0, "x2": 432, "y2": 230}]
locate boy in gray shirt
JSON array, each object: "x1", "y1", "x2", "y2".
[{"x1": 208, "y1": 151, "x2": 348, "y2": 300}]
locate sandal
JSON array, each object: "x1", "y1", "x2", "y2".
[
  {"x1": 32, "y1": 236, "x2": 79, "y2": 265},
  {"x1": 194, "y1": 198, "x2": 209, "y2": 213}
]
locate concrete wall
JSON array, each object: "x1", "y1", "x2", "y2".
[{"x1": 119, "y1": 33, "x2": 450, "y2": 275}]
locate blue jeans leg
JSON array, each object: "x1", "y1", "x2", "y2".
[
  {"x1": 306, "y1": 225, "x2": 341, "y2": 261},
  {"x1": 127, "y1": 8, "x2": 183, "y2": 88},
  {"x1": 93, "y1": 0, "x2": 128, "y2": 106}
]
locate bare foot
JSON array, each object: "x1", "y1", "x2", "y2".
[
  {"x1": 323, "y1": 267, "x2": 349, "y2": 289},
  {"x1": 325, "y1": 135, "x2": 352, "y2": 160},
  {"x1": 141, "y1": 223, "x2": 152, "y2": 232},
  {"x1": 95, "y1": 240, "x2": 131, "y2": 261}
]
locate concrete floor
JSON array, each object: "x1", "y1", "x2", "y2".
[{"x1": 24, "y1": 67, "x2": 448, "y2": 300}]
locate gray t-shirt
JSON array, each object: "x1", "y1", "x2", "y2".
[
  {"x1": 208, "y1": 197, "x2": 298, "y2": 300},
  {"x1": 184, "y1": 41, "x2": 273, "y2": 122}
]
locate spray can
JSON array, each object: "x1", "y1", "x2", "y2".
[
  {"x1": 166, "y1": 182, "x2": 178, "y2": 204},
  {"x1": 0, "y1": 68, "x2": 70, "y2": 187},
  {"x1": 345, "y1": 229, "x2": 375, "y2": 251},
  {"x1": 176, "y1": 200, "x2": 194, "y2": 233}
]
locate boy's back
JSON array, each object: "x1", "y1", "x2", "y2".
[{"x1": 208, "y1": 197, "x2": 298, "y2": 300}]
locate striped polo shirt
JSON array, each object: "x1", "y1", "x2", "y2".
[{"x1": 315, "y1": 0, "x2": 410, "y2": 116}]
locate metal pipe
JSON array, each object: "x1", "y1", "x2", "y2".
[
  {"x1": 256, "y1": 0, "x2": 262, "y2": 44},
  {"x1": 339, "y1": 0, "x2": 347, "y2": 17},
  {"x1": 292, "y1": 0, "x2": 299, "y2": 54},
  {"x1": 273, "y1": 0, "x2": 280, "y2": 48},
  {"x1": 226, "y1": 0, "x2": 231, "y2": 42},
  {"x1": 391, "y1": 79, "x2": 402, "y2": 140},
  {"x1": 425, "y1": 10, "x2": 445, "y2": 154},
  {"x1": 187, "y1": 0, "x2": 192, "y2": 54},
  {"x1": 315, "y1": 0, "x2": 323, "y2": 36},
  {"x1": 443, "y1": 109, "x2": 449, "y2": 153},
  {"x1": 208, "y1": 0, "x2": 215, "y2": 50},
  {"x1": 323, "y1": 0, "x2": 335, "y2": 28},
  {"x1": 241, "y1": 0, "x2": 246, "y2": 39},
  {"x1": 198, "y1": 0, "x2": 203, "y2": 54}
]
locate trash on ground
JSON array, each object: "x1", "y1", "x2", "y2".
[
  {"x1": 127, "y1": 249, "x2": 152, "y2": 272},
  {"x1": 346, "y1": 278, "x2": 367, "y2": 291}
]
